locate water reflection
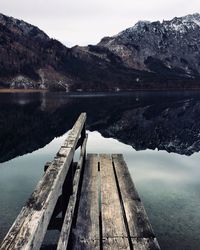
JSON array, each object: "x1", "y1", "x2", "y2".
[
  {"x1": 88, "y1": 131, "x2": 200, "y2": 250},
  {"x1": 0, "y1": 91, "x2": 200, "y2": 163},
  {"x1": 1, "y1": 91, "x2": 200, "y2": 249},
  {"x1": 0, "y1": 133, "x2": 68, "y2": 241}
]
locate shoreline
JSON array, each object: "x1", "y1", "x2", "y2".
[
  {"x1": 1, "y1": 87, "x2": 200, "y2": 94},
  {"x1": 0, "y1": 89, "x2": 48, "y2": 93}
]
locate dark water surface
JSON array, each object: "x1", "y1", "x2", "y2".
[{"x1": 0, "y1": 91, "x2": 200, "y2": 249}]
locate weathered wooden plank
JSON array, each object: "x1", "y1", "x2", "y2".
[
  {"x1": 0, "y1": 113, "x2": 86, "y2": 250},
  {"x1": 0, "y1": 152, "x2": 73, "y2": 250},
  {"x1": 112, "y1": 154, "x2": 156, "y2": 240},
  {"x1": 71, "y1": 239, "x2": 99, "y2": 250},
  {"x1": 57, "y1": 135, "x2": 88, "y2": 250},
  {"x1": 131, "y1": 238, "x2": 160, "y2": 250},
  {"x1": 0, "y1": 206, "x2": 30, "y2": 249},
  {"x1": 102, "y1": 238, "x2": 130, "y2": 250},
  {"x1": 99, "y1": 154, "x2": 130, "y2": 249},
  {"x1": 72, "y1": 154, "x2": 100, "y2": 250},
  {"x1": 63, "y1": 113, "x2": 86, "y2": 149}
]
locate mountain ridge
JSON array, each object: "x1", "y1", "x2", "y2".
[
  {"x1": 0, "y1": 13, "x2": 200, "y2": 91},
  {"x1": 99, "y1": 13, "x2": 200, "y2": 76}
]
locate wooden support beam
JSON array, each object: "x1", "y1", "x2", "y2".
[
  {"x1": 0, "y1": 113, "x2": 87, "y2": 250},
  {"x1": 57, "y1": 135, "x2": 88, "y2": 250},
  {"x1": 0, "y1": 153, "x2": 72, "y2": 250},
  {"x1": 63, "y1": 113, "x2": 86, "y2": 150},
  {"x1": 48, "y1": 218, "x2": 63, "y2": 231}
]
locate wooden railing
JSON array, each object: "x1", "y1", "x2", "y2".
[{"x1": 0, "y1": 113, "x2": 87, "y2": 250}]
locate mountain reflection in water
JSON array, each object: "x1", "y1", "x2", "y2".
[
  {"x1": 0, "y1": 91, "x2": 200, "y2": 163},
  {"x1": 1, "y1": 91, "x2": 200, "y2": 250}
]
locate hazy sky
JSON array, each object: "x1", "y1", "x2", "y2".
[{"x1": 1, "y1": 0, "x2": 200, "y2": 47}]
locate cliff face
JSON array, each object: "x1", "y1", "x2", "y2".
[
  {"x1": 0, "y1": 13, "x2": 200, "y2": 90},
  {"x1": 99, "y1": 14, "x2": 200, "y2": 79}
]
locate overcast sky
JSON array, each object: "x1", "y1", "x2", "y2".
[{"x1": 1, "y1": 0, "x2": 200, "y2": 47}]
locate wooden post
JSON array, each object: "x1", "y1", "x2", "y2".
[{"x1": 61, "y1": 160, "x2": 74, "y2": 220}]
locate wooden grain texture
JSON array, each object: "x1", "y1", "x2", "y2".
[
  {"x1": 57, "y1": 135, "x2": 88, "y2": 250},
  {"x1": 112, "y1": 154, "x2": 155, "y2": 239},
  {"x1": 0, "y1": 153, "x2": 73, "y2": 250},
  {"x1": 72, "y1": 154, "x2": 100, "y2": 250},
  {"x1": 131, "y1": 238, "x2": 160, "y2": 250},
  {"x1": 0, "y1": 113, "x2": 87, "y2": 250},
  {"x1": 112, "y1": 154, "x2": 160, "y2": 250},
  {"x1": 63, "y1": 113, "x2": 86, "y2": 149},
  {"x1": 99, "y1": 154, "x2": 130, "y2": 250}
]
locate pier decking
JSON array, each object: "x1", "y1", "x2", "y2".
[{"x1": 0, "y1": 113, "x2": 160, "y2": 250}]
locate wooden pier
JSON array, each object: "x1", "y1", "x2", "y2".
[{"x1": 0, "y1": 113, "x2": 160, "y2": 250}]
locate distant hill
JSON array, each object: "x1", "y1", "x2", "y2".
[{"x1": 0, "y1": 13, "x2": 200, "y2": 91}]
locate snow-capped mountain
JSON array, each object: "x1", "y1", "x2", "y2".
[
  {"x1": 0, "y1": 13, "x2": 200, "y2": 90},
  {"x1": 99, "y1": 13, "x2": 200, "y2": 79}
]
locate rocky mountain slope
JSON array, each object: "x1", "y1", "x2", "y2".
[
  {"x1": 0, "y1": 13, "x2": 200, "y2": 90},
  {"x1": 0, "y1": 13, "x2": 150, "y2": 91},
  {"x1": 99, "y1": 13, "x2": 200, "y2": 79},
  {"x1": 0, "y1": 13, "x2": 76, "y2": 90}
]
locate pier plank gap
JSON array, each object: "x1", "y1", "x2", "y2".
[{"x1": 0, "y1": 113, "x2": 160, "y2": 250}]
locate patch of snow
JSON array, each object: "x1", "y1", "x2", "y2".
[
  {"x1": 39, "y1": 83, "x2": 46, "y2": 89},
  {"x1": 58, "y1": 81, "x2": 69, "y2": 92},
  {"x1": 103, "y1": 38, "x2": 116, "y2": 45},
  {"x1": 168, "y1": 141, "x2": 176, "y2": 147},
  {"x1": 116, "y1": 20, "x2": 151, "y2": 37},
  {"x1": 131, "y1": 20, "x2": 151, "y2": 30},
  {"x1": 161, "y1": 13, "x2": 200, "y2": 35},
  {"x1": 136, "y1": 77, "x2": 140, "y2": 82},
  {"x1": 15, "y1": 75, "x2": 25, "y2": 81},
  {"x1": 192, "y1": 19, "x2": 200, "y2": 27},
  {"x1": 182, "y1": 13, "x2": 200, "y2": 27}
]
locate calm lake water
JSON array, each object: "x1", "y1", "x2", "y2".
[{"x1": 0, "y1": 91, "x2": 200, "y2": 249}]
